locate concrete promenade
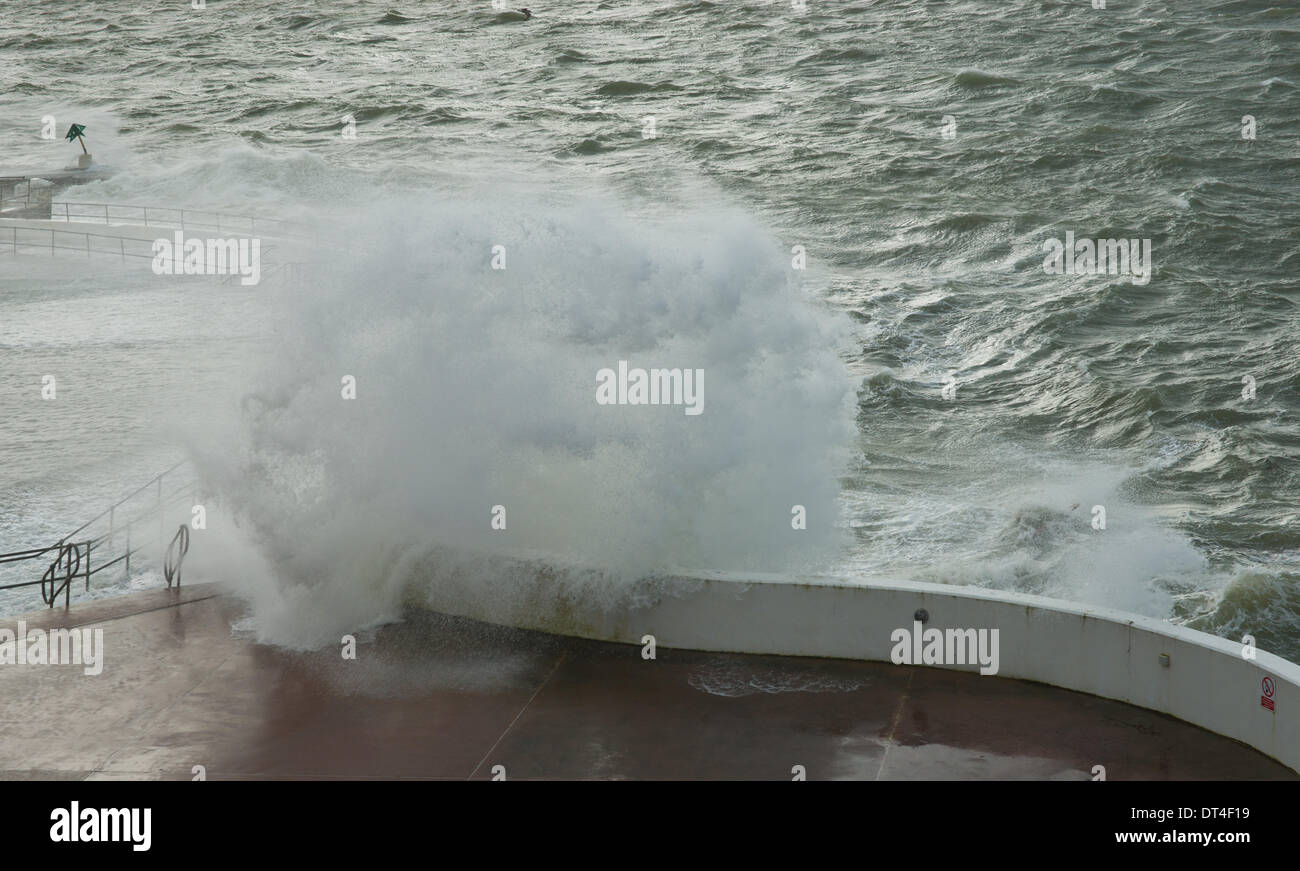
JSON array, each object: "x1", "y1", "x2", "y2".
[{"x1": 0, "y1": 586, "x2": 1292, "y2": 780}]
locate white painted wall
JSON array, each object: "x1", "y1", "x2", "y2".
[{"x1": 416, "y1": 564, "x2": 1300, "y2": 772}]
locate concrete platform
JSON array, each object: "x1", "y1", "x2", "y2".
[{"x1": 0, "y1": 586, "x2": 1294, "y2": 781}]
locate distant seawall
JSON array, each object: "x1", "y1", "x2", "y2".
[{"x1": 411, "y1": 559, "x2": 1300, "y2": 773}]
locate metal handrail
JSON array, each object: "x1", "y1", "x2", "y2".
[
  {"x1": 0, "y1": 463, "x2": 201, "y2": 607},
  {"x1": 3, "y1": 223, "x2": 218, "y2": 246},
  {"x1": 53, "y1": 201, "x2": 311, "y2": 236},
  {"x1": 61, "y1": 461, "x2": 188, "y2": 543},
  {"x1": 0, "y1": 226, "x2": 308, "y2": 287},
  {"x1": 40, "y1": 542, "x2": 84, "y2": 609},
  {"x1": 0, "y1": 544, "x2": 61, "y2": 565},
  {"x1": 2, "y1": 224, "x2": 283, "y2": 260},
  {"x1": 87, "y1": 482, "x2": 198, "y2": 549},
  {"x1": 0, "y1": 192, "x2": 312, "y2": 238},
  {"x1": 163, "y1": 525, "x2": 190, "y2": 589}
]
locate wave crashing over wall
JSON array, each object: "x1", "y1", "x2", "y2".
[{"x1": 188, "y1": 191, "x2": 855, "y2": 648}]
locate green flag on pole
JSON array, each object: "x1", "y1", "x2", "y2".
[{"x1": 65, "y1": 124, "x2": 87, "y2": 154}]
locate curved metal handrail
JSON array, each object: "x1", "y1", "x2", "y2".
[
  {"x1": 40, "y1": 542, "x2": 83, "y2": 608},
  {"x1": 0, "y1": 463, "x2": 201, "y2": 607},
  {"x1": 163, "y1": 525, "x2": 191, "y2": 589}
]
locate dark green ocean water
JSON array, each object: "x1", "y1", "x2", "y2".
[{"x1": 1, "y1": 0, "x2": 1297, "y2": 658}]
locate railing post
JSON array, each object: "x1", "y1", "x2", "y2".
[
  {"x1": 84, "y1": 540, "x2": 91, "y2": 592},
  {"x1": 158, "y1": 477, "x2": 164, "y2": 568},
  {"x1": 124, "y1": 524, "x2": 131, "y2": 579}
]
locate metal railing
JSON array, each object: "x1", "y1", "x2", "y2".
[
  {"x1": 0, "y1": 187, "x2": 337, "y2": 281},
  {"x1": 0, "y1": 182, "x2": 313, "y2": 238},
  {"x1": 36, "y1": 200, "x2": 313, "y2": 238},
  {"x1": 163, "y1": 525, "x2": 191, "y2": 589},
  {"x1": 0, "y1": 463, "x2": 200, "y2": 608},
  {"x1": 39, "y1": 542, "x2": 83, "y2": 610},
  {"x1": 0, "y1": 222, "x2": 285, "y2": 265},
  {"x1": 2, "y1": 222, "x2": 209, "y2": 260},
  {"x1": 0, "y1": 223, "x2": 311, "y2": 285}
]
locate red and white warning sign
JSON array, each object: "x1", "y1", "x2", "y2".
[{"x1": 1261, "y1": 676, "x2": 1276, "y2": 712}]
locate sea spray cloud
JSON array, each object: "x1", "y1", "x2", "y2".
[
  {"x1": 187, "y1": 191, "x2": 855, "y2": 647},
  {"x1": 595, "y1": 362, "x2": 704, "y2": 415}
]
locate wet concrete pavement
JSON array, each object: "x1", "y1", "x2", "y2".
[{"x1": 0, "y1": 586, "x2": 1293, "y2": 780}]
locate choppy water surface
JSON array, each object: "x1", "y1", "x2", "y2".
[{"x1": 1, "y1": 1, "x2": 1297, "y2": 658}]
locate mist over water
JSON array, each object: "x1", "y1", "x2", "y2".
[{"x1": 1, "y1": 0, "x2": 1298, "y2": 659}]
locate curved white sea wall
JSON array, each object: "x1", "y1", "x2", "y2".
[{"x1": 409, "y1": 553, "x2": 1300, "y2": 773}]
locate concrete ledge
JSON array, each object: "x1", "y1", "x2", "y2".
[{"x1": 410, "y1": 559, "x2": 1300, "y2": 772}]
